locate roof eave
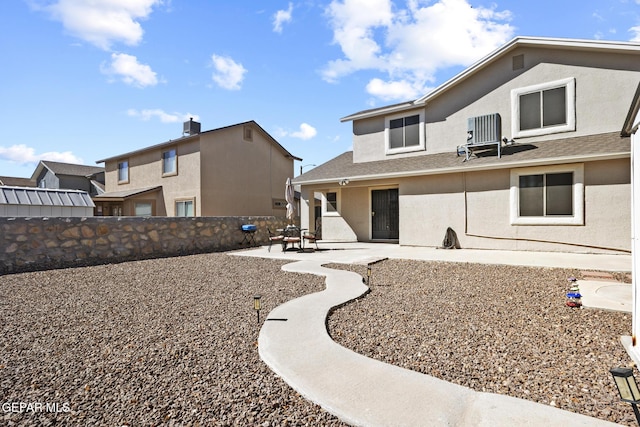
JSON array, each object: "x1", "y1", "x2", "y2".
[
  {"x1": 293, "y1": 151, "x2": 630, "y2": 186},
  {"x1": 340, "y1": 101, "x2": 421, "y2": 123}
]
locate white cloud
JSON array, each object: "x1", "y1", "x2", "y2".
[
  {"x1": 210, "y1": 54, "x2": 247, "y2": 90},
  {"x1": 631, "y1": 26, "x2": 640, "y2": 42},
  {"x1": 366, "y1": 78, "x2": 433, "y2": 101},
  {"x1": 127, "y1": 109, "x2": 200, "y2": 123},
  {"x1": 0, "y1": 144, "x2": 83, "y2": 165},
  {"x1": 273, "y1": 3, "x2": 293, "y2": 33},
  {"x1": 37, "y1": 0, "x2": 162, "y2": 50},
  {"x1": 276, "y1": 123, "x2": 318, "y2": 140},
  {"x1": 101, "y1": 53, "x2": 159, "y2": 87},
  {"x1": 323, "y1": 0, "x2": 514, "y2": 101}
]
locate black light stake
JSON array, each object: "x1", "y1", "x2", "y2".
[
  {"x1": 367, "y1": 266, "x2": 371, "y2": 286},
  {"x1": 610, "y1": 367, "x2": 640, "y2": 425},
  {"x1": 253, "y1": 295, "x2": 262, "y2": 324}
]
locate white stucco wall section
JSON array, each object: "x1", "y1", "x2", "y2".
[{"x1": 623, "y1": 108, "x2": 640, "y2": 364}]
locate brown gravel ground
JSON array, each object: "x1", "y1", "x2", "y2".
[
  {"x1": 1, "y1": 253, "x2": 346, "y2": 426},
  {"x1": 1, "y1": 253, "x2": 635, "y2": 426},
  {"x1": 326, "y1": 260, "x2": 635, "y2": 426}
]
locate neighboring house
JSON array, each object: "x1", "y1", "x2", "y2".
[
  {"x1": 0, "y1": 186, "x2": 95, "y2": 217},
  {"x1": 294, "y1": 37, "x2": 640, "y2": 254},
  {"x1": 94, "y1": 120, "x2": 301, "y2": 217},
  {"x1": 0, "y1": 176, "x2": 35, "y2": 187},
  {"x1": 31, "y1": 160, "x2": 105, "y2": 197}
]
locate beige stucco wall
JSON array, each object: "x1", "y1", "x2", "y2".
[
  {"x1": 103, "y1": 138, "x2": 201, "y2": 216},
  {"x1": 199, "y1": 125, "x2": 293, "y2": 216},
  {"x1": 101, "y1": 124, "x2": 295, "y2": 217},
  {"x1": 305, "y1": 158, "x2": 630, "y2": 253},
  {"x1": 353, "y1": 46, "x2": 640, "y2": 164},
  {"x1": 402, "y1": 159, "x2": 630, "y2": 253}
]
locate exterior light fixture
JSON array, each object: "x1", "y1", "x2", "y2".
[
  {"x1": 367, "y1": 266, "x2": 372, "y2": 286},
  {"x1": 253, "y1": 295, "x2": 262, "y2": 323},
  {"x1": 610, "y1": 367, "x2": 640, "y2": 425}
]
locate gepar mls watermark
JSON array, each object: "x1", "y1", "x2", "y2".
[{"x1": 2, "y1": 402, "x2": 70, "y2": 414}]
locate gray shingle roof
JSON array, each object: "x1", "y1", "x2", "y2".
[
  {"x1": 0, "y1": 176, "x2": 36, "y2": 187},
  {"x1": 92, "y1": 186, "x2": 162, "y2": 201},
  {"x1": 293, "y1": 132, "x2": 629, "y2": 185},
  {"x1": 41, "y1": 161, "x2": 104, "y2": 177}
]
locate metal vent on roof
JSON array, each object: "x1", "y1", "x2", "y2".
[{"x1": 183, "y1": 118, "x2": 201, "y2": 136}]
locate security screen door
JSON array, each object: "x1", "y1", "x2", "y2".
[{"x1": 371, "y1": 189, "x2": 399, "y2": 240}]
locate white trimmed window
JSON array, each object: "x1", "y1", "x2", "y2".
[
  {"x1": 162, "y1": 148, "x2": 177, "y2": 176},
  {"x1": 117, "y1": 160, "x2": 129, "y2": 184},
  {"x1": 511, "y1": 77, "x2": 575, "y2": 138},
  {"x1": 385, "y1": 111, "x2": 425, "y2": 154},
  {"x1": 323, "y1": 191, "x2": 339, "y2": 216},
  {"x1": 510, "y1": 164, "x2": 584, "y2": 225}
]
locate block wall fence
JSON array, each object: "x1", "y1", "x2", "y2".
[{"x1": 0, "y1": 216, "x2": 292, "y2": 275}]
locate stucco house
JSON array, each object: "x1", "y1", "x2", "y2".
[
  {"x1": 94, "y1": 120, "x2": 301, "y2": 217},
  {"x1": 31, "y1": 160, "x2": 105, "y2": 197},
  {"x1": 295, "y1": 37, "x2": 640, "y2": 254}
]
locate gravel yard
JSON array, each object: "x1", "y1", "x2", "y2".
[
  {"x1": 1, "y1": 253, "x2": 635, "y2": 426},
  {"x1": 327, "y1": 260, "x2": 634, "y2": 426},
  {"x1": 1, "y1": 253, "x2": 345, "y2": 426}
]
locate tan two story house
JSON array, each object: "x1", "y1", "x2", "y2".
[
  {"x1": 295, "y1": 37, "x2": 640, "y2": 254},
  {"x1": 95, "y1": 120, "x2": 301, "y2": 217}
]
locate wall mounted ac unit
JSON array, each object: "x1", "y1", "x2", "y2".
[{"x1": 460, "y1": 113, "x2": 502, "y2": 161}]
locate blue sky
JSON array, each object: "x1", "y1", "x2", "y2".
[{"x1": 1, "y1": 0, "x2": 639, "y2": 179}]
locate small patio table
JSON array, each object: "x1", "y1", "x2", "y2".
[{"x1": 240, "y1": 224, "x2": 257, "y2": 247}]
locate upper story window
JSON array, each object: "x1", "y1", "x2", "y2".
[
  {"x1": 162, "y1": 148, "x2": 177, "y2": 176},
  {"x1": 385, "y1": 111, "x2": 425, "y2": 155},
  {"x1": 117, "y1": 160, "x2": 129, "y2": 184},
  {"x1": 511, "y1": 77, "x2": 575, "y2": 138}
]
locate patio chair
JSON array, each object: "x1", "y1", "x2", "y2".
[
  {"x1": 282, "y1": 226, "x2": 301, "y2": 251},
  {"x1": 303, "y1": 222, "x2": 322, "y2": 250},
  {"x1": 267, "y1": 228, "x2": 284, "y2": 252}
]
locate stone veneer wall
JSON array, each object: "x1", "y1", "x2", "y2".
[{"x1": 0, "y1": 216, "x2": 292, "y2": 275}]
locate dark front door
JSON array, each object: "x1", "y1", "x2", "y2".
[{"x1": 371, "y1": 189, "x2": 399, "y2": 240}]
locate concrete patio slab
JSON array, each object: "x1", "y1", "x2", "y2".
[
  {"x1": 233, "y1": 242, "x2": 631, "y2": 272},
  {"x1": 580, "y1": 280, "x2": 632, "y2": 313}
]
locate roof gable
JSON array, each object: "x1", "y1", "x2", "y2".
[
  {"x1": 341, "y1": 36, "x2": 640, "y2": 123},
  {"x1": 95, "y1": 120, "x2": 301, "y2": 163},
  {"x1": 31, "y1": 160, "x2": 104, "y2": 180}
]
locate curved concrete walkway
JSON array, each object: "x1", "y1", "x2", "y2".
[{"x1": 258, "y1": 260, "x2": 619, "y2": 427}]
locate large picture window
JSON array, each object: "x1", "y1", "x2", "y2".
[
  {"x1": 510, "y1": 164, "x2": 584, "y2": 225},
  {"x1": 162, "y1": 148, "x2": 177, "y2": 176},
  {"x1": 511, "y1": 77, "x2": 575, "y2": 138},
  {"x1": 385, "y1": 111, "x2": 425, "y2": 154}
]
